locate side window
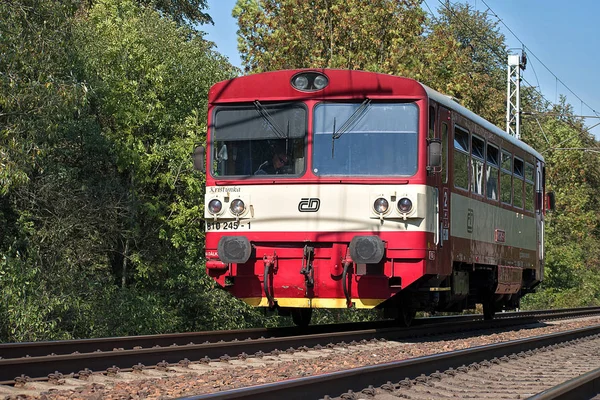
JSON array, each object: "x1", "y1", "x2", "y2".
[
  {"x1": 513, "y1": 157, "x2": 524, "y2": 209},
  {"x1": 453, "y1": 126, "x2": 469, "y2": 190},
  {"x1": 500, "y1": 150, "x2": 512, "y2": 205},
  {"x1": 486, "y1": 144, "x2": 499, "y2": 200},
  {"x1": 525, "y1": 162, "x2": 535, "y2": 211},
  {"x1": 471, "y1": 135, "x2": 485, "y2": 196},
  {"x1": 442, "y1": 122, "x2": 448, "y2": 184}
]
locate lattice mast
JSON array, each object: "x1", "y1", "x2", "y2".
[{"x1": 506, "y1": 51, "x2": 527, "y2": 139}]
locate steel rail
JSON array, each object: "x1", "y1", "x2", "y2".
[
  {"x1": 179, "y1": 325, "x2": 600, "y2": 400},
  {"x1": 0, "y1": 315, "x2": 537, "y2": 384},
  {"x1": 0, "y1": 320, "x2": 396, "y2": 359},
  {"x1": 527, "y1": 367, "x2": 600, "y2": 400},
  {"x1": 2, "y1": 306, "x2": 598, "y2": 359},
  {"x1": 1, "y1": 307, "x2": 599, "y2": 385}
]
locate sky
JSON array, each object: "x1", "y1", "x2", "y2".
[{"x1": 202, "y1": 0, "x2": 600, "y2": 139}]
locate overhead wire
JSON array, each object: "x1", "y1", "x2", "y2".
[
  {"x1": 480, "y1": 0, "x2": 600, "y2": 152},
  {"x1": 422, "y1": 0, "x2": 437, "y2": 20},
  {"x1": 480, "y1": 0, "x2": 600, "y2": 120},
  {"x1": 432, "y1": 0, "x2": 600, "y2": 153},
  {"x1": 435, "y1": 0, "x2": 544, "y2": 104},
  {"x1": 435, "y1": 0, "x2": 598, "y2": 121}
]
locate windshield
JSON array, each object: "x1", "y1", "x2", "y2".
[
  {"x1": 211, "y1": 103, "x2": 307, "y2": 177},
  {"x1": 313, "y1": 102, "x2": 419, "y2": 176}
]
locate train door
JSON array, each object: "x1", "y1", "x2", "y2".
[
  {"x1": 437, "y1": 106, "x2": 452, "y2": 276},
  {"x1": 426, "y1": 103, "x2": 442, "y2": 275},
  {"x1": 536, "y1": 160, "x2": 545, "y2": 281}
]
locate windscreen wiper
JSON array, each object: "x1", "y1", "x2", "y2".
[
  {"x1": 332, "y1": 98, "x2": 371, "y2": 140},
  {"x1": 253, "y1": 100, "x2": 287, "y2": 139},
  {"x1": 331, "y1": 98, "x2": 371, "y2": 157}
]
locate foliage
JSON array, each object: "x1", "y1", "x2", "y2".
[
  {"x1": 73, "y1": 0, "x2": 230, "y2": 285},
  {"x1": 521, "y1": 267, "x2": 600, "y2": 310},
  {"x1": 0, "y1": 247, "x2": 66, "y2": 341},
  {"x1": 520, "y1": 96, "x2": 600, "y2": 309},
  {"x1": 141, "y1": 0, "x2": 213, "y2": 27},
  {"x1": 233, "y1": 0, "x2": 426, "y2": 73},
  {"x1": 0, "y1": 0, "x2": 84, "y2": 194},
  {"x1": 311, "y1": 309, "x2": 383, "y2": 325},
  {"x1": 420, "y1": 2, "x2": 507, "y2": 124},
  {"x1": 0, "y1": 0, "x2": 274, "y2": 342}
]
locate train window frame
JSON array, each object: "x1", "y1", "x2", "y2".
[
  {"x1": 429, "y1": 105, "x2": 435, "y2": 139},
  {"x1": 210, "y1": 102, "x2": 308, "y2": 178},
  {"x1": 453, "y1": 125, "x2": 469, "y2": 152},
  {"x1": 513, "y1": 157, "x2": 524, "y2": 178},
  {"x1": 487, "y1": 144, "x2": 499, "y2": 166},
  {"x1": 513, "y1": 156, "x2": 525, "y2": 209},
  {"x1": 471, "y1": 135, "x2": 485, "y2": 160},
  {"x1": 442, "y1": 122, "x2": 449, "y2": 184},
  {"x1": 500, "y1": 150, "x2": 512, "y2": 205},
  {"x1": 501, "y1": 150, "x2": 512, "y2": 171},
  {"x1": 312, "y1": 101, "x2": 419, "y2": 177},
  {"x1": 536, "y1": 164, "x2": 544, "y2": 213},
  {"x1": 525, "y1": 162, "x2": 535, "y2": 212},
  {"x1": 525, "y1": 162, "x2": 535, "y2": 182},
  {"x1": 471, "y1": 134, "x2": 485, "y2": 196},
  {"x1": 486, "y1": 143, "x2": 499, "y2": 201},
  {"x1": 453, "y1": 125, "x2": 470, "y2": 191}
]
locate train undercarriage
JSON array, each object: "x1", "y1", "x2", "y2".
[{"x1": 234, "y1": 258, "x2": 541, "y2": 327}]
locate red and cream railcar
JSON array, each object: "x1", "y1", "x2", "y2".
[{"x1": 196, "y1": 69, "x2": 549, "y2": 325}]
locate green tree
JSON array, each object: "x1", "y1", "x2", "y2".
[
  {"x1": 417, "y1": 2, "x2": 507, "y2": 124},
  {"x1": 68, "y1": 0, "x2": 248, "y2": 333},
  {"x1": 1, "y1": 0, "x2": 97, "y2": 341},
  {"x1": 233, "y1": 0, "x2": 426, "y2": 73},
  {"x1": 520, "y1": 97, "x2": 600, "y2": 309},
  {"x1": 1, "y1": 0, "x2": 275, "y2": 341},
  {"x1": 0, "y1": 0, "x2": 84, "y2": 194},
  {"x1": 233, "y1": 1, "x2": 507, "y2": 124},
  {"x1": 141, "y1": 0, "x2": 213, "y2": 27}
]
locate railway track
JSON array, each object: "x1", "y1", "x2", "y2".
[
  {"x1": 1, "y1": 307, "x2": 599, "y2": 391},
  {"x1": 182, "y1": 325, "x2": 600, "y2": 400}
]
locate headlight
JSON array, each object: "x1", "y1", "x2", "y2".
[
  {"x1": 397, "y1": 198, "x2": 413, "y2": 213},
  {"x1": 292, "y1": 75, "x2": 309, "y2": 90},
  {"x1": 313, "y1": 75, "x2": 329, "y2": 89},
  {"x1": 208, "y1": 199, "x2": 223, "y2": 214},
  {"x1": 230, "y1": 199, "x2": 246, "y2": 216},
  {"x1": 373, "y1": 198, "x2": 389, "y2": 214},
  {"x1": 290, "y1": 72, "x2": 329, "y2": 91}
]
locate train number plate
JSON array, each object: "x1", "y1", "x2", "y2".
[{"x1": 205, "y1": 221, "x2": 252, "y2": 231}]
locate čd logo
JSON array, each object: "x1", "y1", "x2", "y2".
[{"x1": 298, "y1": 198, "x2": 320, "y2": 212}]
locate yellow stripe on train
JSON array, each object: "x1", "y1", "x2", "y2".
[{"x1": 241, "y1": 297, "x2": 386, "y2": 309}]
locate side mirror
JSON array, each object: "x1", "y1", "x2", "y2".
[
  {"x1": 546, "y1": 191, "x2": 556, "y2": 211},
  {"x1": 427, "y1": 138, "x2": 442, "y2": 171},
  {"x1": 193, "y1": 145, "x2": 205, "y2": 173}
]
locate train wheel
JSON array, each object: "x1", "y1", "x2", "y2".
[
  {"x1": 291, "y1": 308, "x2": 312, "y2": 327},
  {"x1": 482, "y1": 298, "x2": 496, "y2": 320}
]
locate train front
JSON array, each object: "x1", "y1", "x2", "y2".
[{"x1": 200, "y1": 70, "x2": 438, "y2": 325}]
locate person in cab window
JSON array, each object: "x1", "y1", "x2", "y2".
[{"x1": 255, "y1": 148, "x2": 290, "y2": 175}]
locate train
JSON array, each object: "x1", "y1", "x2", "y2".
[{"x1": 194, "y1": 69, "x2": 553, "y2": 326}]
